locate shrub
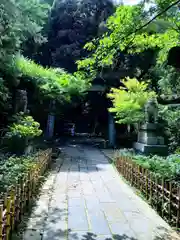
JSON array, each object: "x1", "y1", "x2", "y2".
[
  {"x1": 116, "y1": 150, "x2": 180, "y2": 181},
  {"x1": 0, "y1": 154, "x2": 37, "y2": 193},
  {"x1": 159, "y1": 106, "x2": 180, "y2": 152},
  {"x1": 6, "y1": 114, "x2": 42, "y2": 139},
  {"x1": 4, "y1": 113, "x2": 42, "y2": 154},
  {"x1": 107, "y1": 77, "x2": 156, "y2": 127}
]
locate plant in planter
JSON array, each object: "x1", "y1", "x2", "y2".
[{"x1": 5, "y1": 113, "x2": 42, "y2": 155}]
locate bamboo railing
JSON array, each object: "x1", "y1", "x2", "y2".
[
  {"x1": 116, "y1": 156, "x2": 180, "y2": 228},
  {"x1": 0, "y1": 148, "x2": 52, "y2": 239}
]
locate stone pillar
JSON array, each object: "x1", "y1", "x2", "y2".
[
  {"x1": 46, "y1": 100, "x2": 55, "y2": 139},
  {"x1": 46, "y1": 114, "x2": 55, "y2": 139},
  {"x1": 108, "y1": 112, "x2": 116, "y2": 148}
]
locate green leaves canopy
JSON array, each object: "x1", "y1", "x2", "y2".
[
  {"x1": 108, "y1": 78, "x2": 156, "y2": 125},
  {"x1": 15, "y1": 56, "x2": 89, "y2": 101},
  {"x1": 77, "y1": 2, "x2": 180, "y2": 79},
  {"x1": 0, "y1": 0, "x2": 49, "y2": 71}
]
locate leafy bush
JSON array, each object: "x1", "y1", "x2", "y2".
[
  {"x1": 116, "y1": 150, "x2": 180, "y2": 181},
  {"x1": 107, "y1": 77, "x2": 156, "y2": 126},
  {"x1": 4, "y1": 114, "x2": 42, "y2": 154},
  {"x1": 159, "y1": 106, "x2": 180, "y2": 152},
  {"x1": 0, "y1": 154, "x2": 37, "y2": 193},
  {"x1": 6, "y1": 114, "x2": 42, "y2": 139},
  {"x1": 15, "y1": 56, "x2": 89, "y2": 101},
  {"x1": 0, "y1": 0, "x2": 49, "y2": 75}
]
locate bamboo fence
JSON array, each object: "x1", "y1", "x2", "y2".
[
  {"x1": 0, "y1": 148, "x2": 52, "y2": 240},
  {"x1": 116, "y1": 156, "x2": 180, "y2": 228}
]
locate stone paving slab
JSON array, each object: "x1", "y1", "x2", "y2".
[
  {"x1": 88, "y1": 210, "x2": 111, "y2": 235},
  {"x1": 109, "y1": 221, "x2": 137, "y2": 238},
  {"x1": 23, "y1": 145, "x2": 180, "y2": 240},
  {"x1": 101, "y1": 203, "x2": 126, "y2": 222},
  {"x1": 68, "y1": 197, "x2": 85, "y2": 207},
  {"x1": 68, "y1": 206, "x2": 89, "y2": 231},
  {"x1": 23, "y1": 229, "x2": 42, "y2": 240}
]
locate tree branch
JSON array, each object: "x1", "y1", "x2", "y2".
[
  {"x1": 133, "y1": 0, "x2": 180, "y2": 35},
  {"x1": 158, "y1": 96, "x2": 180, "y2": 105}
]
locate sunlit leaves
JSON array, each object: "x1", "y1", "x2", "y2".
[
  {"x1": 0, "y1": 0, "x2": 49, "y2": 71},
  {"x1": 15, "y1": 55, "x2": 89, "y2": 101},
  {"x1": 77, "y1": 1, "x2": 180, "y2": 80},
  {"x1": 107, "y1": 77, "x2": 156, "y2": 124}
]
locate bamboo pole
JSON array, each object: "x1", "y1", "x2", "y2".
[
  {"x1": 162, "y1": 178, "x2": 165, "y2": 218},
  {"x1": 10, "y1": 188, "x2": 15, "y2": 231},
  {"x1": 6, "y1": 197, "x2": 11, "y2": 239},
  {"x1": 0, "y1": 204, "x2": 3, "y2": 240},
  {"x1": 131, "y1": 162, "x2": 133, "y2": 186},
  {"x1": 150, "y1": 172, "x2": 152, "y2": 204},
  {"x1": 176, "y1": 186, "x2": 180, "y2": 228},
  {"x1": 169, "y1": 181, "x2": 172, "y2": 223},
  {"x1": 15, "y1": 184, "x2": 20, "y2": 227},
  {"x1": 155, "y1": 176, "x2": 158, "y2": 211},
  {"x1": 145, "y1": 169, "x2": 148, "y2": 199},
  {"x1": 20, "y1": 177, "x2": 24, "y2": 221}
]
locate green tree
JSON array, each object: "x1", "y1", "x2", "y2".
[
  {"x1": 15, "y1": 55, "x2": 89, "y2": 102},
  {"x1": 0, "y1": 0, "x2": 49, "y2": 73},
  {"x1": 43, "y1": 0, "x2": 115, "y2": 72},
  {"x1": 107, "y1": 77, "x2": 156, "y2": 127},
  {"x1": 77, "y1": 1, "x2": 179, "y2": 81}
]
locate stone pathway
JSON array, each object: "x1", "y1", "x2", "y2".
[{"x1": 24, "y1": 144, "x2": 180, "y2": 240}]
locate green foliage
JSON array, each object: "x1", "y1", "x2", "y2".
[
  {"x1": 0, "y1": 0, "x2": 49, "y2": 72},
  {"x1": 15, "y1": 56, "x2": 89, "y2": 101},
  {"x1": 76, "y1": 1, "x2": 180, "y2": 150},
  {"x1": 45, "y1": 0, "x2": 114, "y2": 72},
  {"x1": 159, "y1": 106, "x2": 180, "y2": 152},
  {"x1": 107, "y1": 77, "x2": 156, "y2": 125},
  {"x1": 0, "y1": 78, "x2": 9, "y2": 106},
  {"x1": 117, "y1": 150, "x2": 180, "y2": 181},
  {"x1": 77, "y1": 5, "x2": 143, "y2": 78},
  {"x1": 0, "y1": 153, "x2": 39, "y2": 193},
  {"x1": 156, "y1": 65, "x2": 180, "y2": 98},
  {"x1": 6, "y1": 114, "x2": 42, "y2": 139},
  {"x1": 77, "y1": 2, "x2": 180, "y2": 79},
  {"x1": 132, "y1": 154, "x2": 180, "y2": 180}
]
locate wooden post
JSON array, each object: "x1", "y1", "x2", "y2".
[
  {"x1": 27, "y1": 172, "x2": 31, "y2": 208},
  {"x1": 125, "y1": 157, "x2": 127, "y2": 179},
  {"x1": 15, "y1": 184, "x2": 20, "y2": 227},
  {"x1": 162, "y1": 178, "x2": 165, "y2": 218},
  {"x1": 155, "y1": 176, "x2": 158, "y2": 211},
  {"x1": 25, "y1": 175, "x2": 29, "y2": 209},
  {"x1": 150, "y1": 173, "x2": 152, "y2": 204},
  {"x1": 177, "y1": 186, "x2": 180, "y2": 228},
  {"x1": 122, "y1": 157, "x2": 124, "y2": 176},
  {"x1": 131, "y1": 162, "x2": 133, "y2": 186},
  {"x1": 4, "y1": 193, "x2": 7, "y2": 210},
  {"x1": 0, "y1": 204, "x2": 3, "y2": 240},
  {"x1": 141, "y1": 167, "x2": 144, "y2": 193},
  {"x1": 138, "y1": 166, "x2": 140, "y2": 189},
  {"x1": 10, "y1": 188, "x2": 15, "y2": 231},
  {"x1": 145, "y1": 169, "x2": 148, "y2": 199},
  {"x1": 169, "y1": 182, "x2": 172, "y2": 224},
  {"x1": 6, "y1": 197, "x2": 11, "y2": 239},
  {"x1": 20, "y1": 177, "x2": 24, "y2": 220}
]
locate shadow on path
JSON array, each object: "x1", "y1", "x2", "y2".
[{"x1": 41, "y1": 207, "x2": 178, "y2": 240}]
